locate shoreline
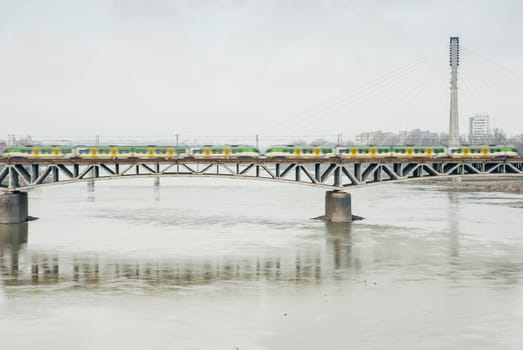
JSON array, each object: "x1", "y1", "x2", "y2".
[{"x1": 403, "y1": 177, "x2": 523, "y2": 194}]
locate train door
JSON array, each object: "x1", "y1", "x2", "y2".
[
  {"x1": 370, "y1": 148, "x2": 377, "y2": 158},
  {"x1": 34, "y1": 148, "x2": 40, "y2": 158},
  {"x1": 204, "y1": 148, "x2": 211, "y2": 158},
  {"x1": 224, "y1": 147, "x2": 231, "y2": 158},
  {"x1": 314, "y1": 147, "x2": 321, "y2": 158},
  {"x1": 91, "y1": 148, "x2": 98, "y2": 158},
  {"x1": 147, "y1": 147, "x2": 155, "y2": 158},
  {"x1": 167, "y1": 148, "x2": 174, "y2": 159},
  {"x1": 53, "y1": 147, "x2": 60, "y2": 158},
  {"x1": 406, "y1": 147, "x2": 413, "y2": 157},
  {"x1": 351, "y1": 148, "x2": 357, "y2": 158},
  {"x1": 426, "y1": 147, "x2": 433, "y2": 157},
  {"x1": 295, "y1": 148, "x2": 302, "y2": 158},
  {"x1": 482, "y1": 147, "x2": 489, "y2": 157},
  {"x1": 111, "y1": 147, "x2": 117, "y2": 158},
  {"x1": 463, "y1": 147, "x2": 470, "y2": 157}
]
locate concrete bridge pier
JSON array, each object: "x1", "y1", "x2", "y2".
[
  {"x1": 325, "y1": 191, "x2": 352, "y2": 223},
  {"x1": 0, "y1": 192, "x2": 29, "y2": 224}
]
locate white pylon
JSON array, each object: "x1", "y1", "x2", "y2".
[{"x1": 449, "y1": 36, "x2": 460, "y2": 147}]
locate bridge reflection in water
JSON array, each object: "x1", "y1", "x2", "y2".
[
  {"x1": 0, "y1": 223, "x2": 360, "y2": 290},
  {"x1": 1, "y1": 211, "x2": 520, "y2": 292}
]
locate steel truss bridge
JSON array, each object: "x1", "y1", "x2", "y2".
[{"x1": 1, "y1": 157, "x2": 523, "y2": 192}]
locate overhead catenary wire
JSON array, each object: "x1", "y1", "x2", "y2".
[
  {"x1": 260, "y1": 57, "x2": 428, "y2": 134},
  {"x1": 300, "y1": 59, "x2": 435, "y2": 137}
]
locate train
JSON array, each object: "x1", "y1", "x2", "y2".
[{"x1": 0, "y1": 144, "x2": 519, "y2": 159}]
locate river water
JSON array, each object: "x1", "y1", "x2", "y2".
[{"x1": 1, "y1": 178, "x2": 522, "y2": 349}]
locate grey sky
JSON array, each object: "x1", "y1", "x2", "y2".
[{"x1": 1, "y1": 0, "x2": 522, "y2": 139}]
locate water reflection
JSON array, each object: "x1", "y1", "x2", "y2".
[
  {"x1": 325, "y1": 223, "x2": 353, "y2": 270},
  {"x1": 446, "y1": 191, "x2": 460, "y2": 259},
  {"x1": 0, "y1": 223, "x2": 349, "y2": 291},
  {"x1": 1, "y1": 215, "x2": 521, "y2": 293},
  {"x1": 0, "y1": 224, "x2": 28, "y2": 280}
]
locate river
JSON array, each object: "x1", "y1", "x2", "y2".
[{"x1": 1, "y1": 178, "x2": 523, "y2": 349}]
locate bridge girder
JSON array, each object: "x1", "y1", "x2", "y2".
[{"x1": 1, "y1": 158, "x2": 522, "y2": 192}]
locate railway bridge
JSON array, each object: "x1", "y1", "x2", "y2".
[{"x1": 1, "y1": 157, "x2": 523, "y2": 223}]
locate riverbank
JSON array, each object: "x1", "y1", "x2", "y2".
[{"x1": 404, "y1": 177, "x2": 523, "y2": 194}]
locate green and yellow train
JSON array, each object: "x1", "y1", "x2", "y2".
[{"x1": 1, "y1": 145, "x2": 519, "y2": 159}]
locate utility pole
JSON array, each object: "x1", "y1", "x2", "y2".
[{"x1": 449, "y1": 36, "x2": 460, "y2": 147}]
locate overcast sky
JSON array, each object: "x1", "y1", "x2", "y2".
[{"x1": 1, "y1": 0, "x2": 522, "y2": 140}]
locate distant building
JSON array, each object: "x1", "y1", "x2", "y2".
[
  {"x1": 469, "y1": 115, "x2": 490, "y2": 144},
  {"x1": 354, "y1": 131, "x2": 394, "y2": 145},
  {"x1": 355, "y1": 129, "x2": 442, "y2": 146}
]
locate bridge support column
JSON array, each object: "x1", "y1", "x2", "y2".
[
  {"x1": 0, "y1": 192, "x2": 29, "y2": 224},
  {"x1": 325, "y1": 191, "x2": 351, "y2": 223}
]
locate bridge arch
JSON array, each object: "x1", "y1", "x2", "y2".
[{"x1": 1, "y1": 158, "x2": 522, "y2": 192}]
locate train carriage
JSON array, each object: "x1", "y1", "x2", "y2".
[
  {"x1": 76, "y1": 147, "x2": 113, "y2": 159},
  {"x1": 152, "y1": 147, "x2": 189, "y2": 159},
  {"x1": 264, "y1": 146, "x2": 335, "y2": 158},
  {"x1": 336, "y1": 146, "x2": 392, "y2": 158},
  {"x1": 75, "y1": 146, "x2": 191, "y2": 159},
  {"x1": 450, "y1": 146, "x2": 519, "y2": 158},
  {"x1": 2, "y1": 146, "x2": 74, "y2": 159},
  {"x1": 191, "y1": 145, "x2": 260, "y2": 159}
]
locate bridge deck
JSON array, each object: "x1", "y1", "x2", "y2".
[{"x1": 1, "y1": 157, "x2": 522, "y2": 165}]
